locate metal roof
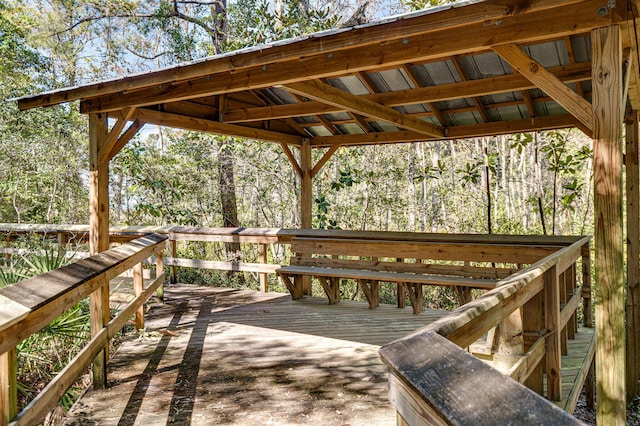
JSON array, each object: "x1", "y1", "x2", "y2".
[{"x1": 14, "y1": 0, "x2": 640, "y2": 148}]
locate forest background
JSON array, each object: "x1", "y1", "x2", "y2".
[
  {"x1": 0, "y1": 0, "x2": 595, "y2": 241},
  {"x1": 0, "y1": 0, "x2": 608, "y2": 419}
]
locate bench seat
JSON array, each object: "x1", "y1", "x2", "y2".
[{"x1": 276, "y1": 265, "x2": 499, "y2": 314}]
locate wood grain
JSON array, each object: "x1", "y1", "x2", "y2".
[{"x1": 592, "y1": 25, "x2": 626, "y2": 424}]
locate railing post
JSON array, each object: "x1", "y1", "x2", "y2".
[
  {"x1": 523, "y1": 292, "x2": 544, "y2": 395},
  {"x1": 170, "y1": 238, "x2": 178, "y2": 284},
  {"x1": 156, "y1": 249, "x2": 164, "y2": 302},
  {"x1": 57, "y1": 232, "x2": 68, "y2": 248},
  {"x1": 134, "y1": 262, "x2": 144, "y2": 330},
  {"x1": 559, "y1": 271, "x2": 568, "y2": 356},
  {"x1": 0, "y1": 348, "x2": 17, "y2": 425},
  {"x1": 581, "y1": 244, "x2": 592, "y2": 328},
  {"x1": 90, "y1": 275, "x2": 109, "y2": 390},
  {"x1": 259, "y1": 243, "x2": 268, "y2": 292},
  {"x1": 544, "y1": 264, "x2": 562, "y2": 401}
]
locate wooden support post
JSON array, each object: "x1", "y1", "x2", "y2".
[
  {"x1": 156, "y1": 249, "x2": 164, "y2": 302},
  {"x1": 592, "y1": 25, "x2": 626, "y2": 423},
  {"x1": 134, "y1": 262, "x2": 144, "y2": 330},
  {"x1": 523, "y1": 293, "x2": 544, "y2": 395},
  {"x1": 170, "y1": 238, "x2": 178, "y2": 284},
  {"x1": 493, "y1": 308, "x2": 524, "y2": 373},
  {"x1": 0, "y1": 349, "x2": 17, "y2": 425},
  {"x1": 581, "y1": 244, "x2": 593, "y2": 328},
  {"x1": 300, "y1": 139, "x2": 312, "y2": 295},
  {"x1": 626, "y1": 110, "x2": 640, "y2": 399},
  {"x1": 89, "y1": 112, "x2": 110, "y2": 390},
  {"x1": 397, "y1": 258, "x2": 406, "y2": 308},
  {"x1": 559, "y1": 271, "x2": 568, "y2": 356},
  {"x1": 258, "y1": 243, "x2": 268, "y2": 292},
  {"x1": 57, "y1": 232, "x2": 68, "y2": 248},
  {"x1": 544, "y1": 264, "x2": 561, "y2": 401}
]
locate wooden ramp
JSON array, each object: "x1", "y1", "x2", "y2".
[{"x1": 62, "y1": 284, "x2": 448, "y2": 426}]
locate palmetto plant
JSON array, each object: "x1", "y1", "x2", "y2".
[{"x1": 1, "y1": 248, "x2": 89, "y2": 412}]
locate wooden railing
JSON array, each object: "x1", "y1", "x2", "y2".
[
  {"x1": 0, "y1": 224, "x2": 595, "y2": 423},
  {"x1": 379, "y1": 236, "x2": 592, "y2": 425},
  {"x1": 0, "y1": 234, "x2": 167, "y2": 426}
]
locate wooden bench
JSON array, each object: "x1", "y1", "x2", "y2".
[{"x1": 277, "y1": 237, "x2": 510, "y2": 314}]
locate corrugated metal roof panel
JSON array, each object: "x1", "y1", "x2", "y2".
[
  {"x1": 411, "y1": 60, "x2": 460, "y2": 87},
  {"x1": 449, "y1": 111, "x2": 481, "y2": 126},
  {"x1": 329, "y1": 76, "x2": 371, "y2": 95},
  {"x1": 523, "y1": 40, "x2": 568, "y2": 68},
  {"x1": 306, "y1": 126, "x2": 333, "y2": 136},
  {"x1": 457, "y1": 52, "x2": 511, "y2": 80},
  {"x1": 336, "y1": 123, "x2": 366, "y2": 134},
  {"x1": 571, "y1": 35, "x2": 591, "y2": 63},
  {"x1": 325, "y1": 112, "x2": 352, "y2": 121},
  {"x1": 370, "y1": 121, "x2": 400, "y2": 132},
  {"x1": 367, "y1": 69, "x2": 415, "y2": 92},
  {"x1": 488, "y1": 106, "x2": 527, "y2": 121},
  {"x1": 261, "y1": 88, "x2": 298, "y2": 105}
]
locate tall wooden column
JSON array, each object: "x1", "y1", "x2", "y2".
[
  {"x1": 300, "y1": 139, "x2": 313, "y2": 295},
  {"x1": 89, "y1": 113, "x2": 110, "y2": 389},
  {"x1": 592, "y1": 25, "x2": 626, "y2": 423},
  {"x1": 300, "y1": 139, "x2": 313, "y2": 229},
  {"x1": 627, "y1": 110, "x2": 640, "y2": 399}
]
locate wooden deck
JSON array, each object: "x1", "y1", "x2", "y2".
[
  {"x1": 61, "y1": 283, "x2": 594, "y2": 425},
  {"x1": 62, "y1": 284, "x2": 448, "y2": 425}
]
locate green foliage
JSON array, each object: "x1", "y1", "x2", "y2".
[{"x1": 0, "y1": 247, "x2": 88, "y2": 411}]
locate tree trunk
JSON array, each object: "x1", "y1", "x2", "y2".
[{"x1": 218, "y1": 139, "x2": 241, "y2": 260}]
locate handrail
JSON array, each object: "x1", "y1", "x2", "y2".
[
  {"x1": 1, "y1": 224, "x2": 579, "y2": 293},
  {"x1": 379, "y1": 236, "x2": 592, "y2": 424},
  {"x1": 0, "y1": 234, "x2": 167, "y2": 426}
]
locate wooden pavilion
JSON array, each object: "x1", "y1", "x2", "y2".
[{"x1": 10, "y1": 0, "x2": 640, "y2": 423}]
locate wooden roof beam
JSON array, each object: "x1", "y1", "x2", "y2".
[
  {"x1": 492, "y1": 43, "x2": 593, "y2": 131},
  {"x1": 97, "y1": 107, "x2": 136, "y2": 166},
  {"x1": 281, "y1": 80, "x2": 444, "y2": 137},
  {"x1": 79, "y1": 0, "x2": 618, "y2": 114},
  {"x1": 107, "y1": 120, "x2": 145, "y2": 162},
  {"x1": 17, "y1": 0, "x2": 590, "y2": 111},
  {"x1": 310, "y1": 114, "x2": 579, "y2": 147},
  {"x1": 131, "y1": 109, "x2": 303, "y2": 145},
  {"x1": 224, "y1": 62, "x2": 591, "y2": 123}
]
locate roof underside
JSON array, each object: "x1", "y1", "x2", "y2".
[{"x1": 16, "y1": 0, "x2": 640, "y2": 148}]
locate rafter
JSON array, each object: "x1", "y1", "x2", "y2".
[
  {"x1": 279, "y1": 142, "x2": 302, "y2": 176},
  {"x1": 223, "y1": 62, "x2": 591, "y2": 124},
  {"x1": 107, "y1": 120, "x2": 145, "y2": 162},
  {"x1": 310, "y1": 114, "x2": 579, "y2": 147},
  {"x1": 312, "y1": 144, "x2": 342, "y2": 177},
  {"x1": 282, "y1": 80, "x2": 444, "y2": 137},
  {"x1": 97, "y1": 107, "x2": 136, "y2": 166},
  {"x1": 492, "y1": 43, "x2": 593, "y2": 131},
  {"x1": 78, "y1": 0, "x2": 614, "y2": 114},
  {"x1": 18, "y1": 0, "x2": 590, "y2": 111},
  {"x1": 131, "y1": 109, "x2": 303, "y2": 145}
]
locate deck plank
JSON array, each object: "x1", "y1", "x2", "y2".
[
  {"x1": 61, "y1": 284, "x2": 593, "y2": 425},
  {"x1": 62, "y1": 284, "x2": 448, "y2": 425}
]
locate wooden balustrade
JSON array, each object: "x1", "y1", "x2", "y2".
[
  {"x1": 379, "y1": 236, "x2": 593, "y2": 425},
  {"x1": 0, "y1": 224, "x2": 596, "y2": 423},
  {"x1": 0, "y1": 234, "x2": 167, "y2": 426}
]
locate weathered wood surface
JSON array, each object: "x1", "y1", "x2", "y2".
[
  {"x1": 61, "y1": 285, "x2": 448, "y2": 426},
  {"x1": 291, "y1": 237, "x2": 559, "y2": 264},
  {"x1": 0, "y1": 223, "x2": 586, "y2": 246},
  {"x1": 592, "y1": 24, "x2": 626, "y2": 424},
  {"x1": 291, "y1": 256, "x2": 517, "y2": 278},
  {"x1": 0, "y1": 234, "x2": 167, "y2": 355},
  {"x1": 379, "y1": 331, "x2": 583, "y2": 426},
  {"x1": 277, "y1": 265, "x2": 498, "y2": 289},
  {"x1": 626, "y1": 110, "x2": 640, "y2": 399}
]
